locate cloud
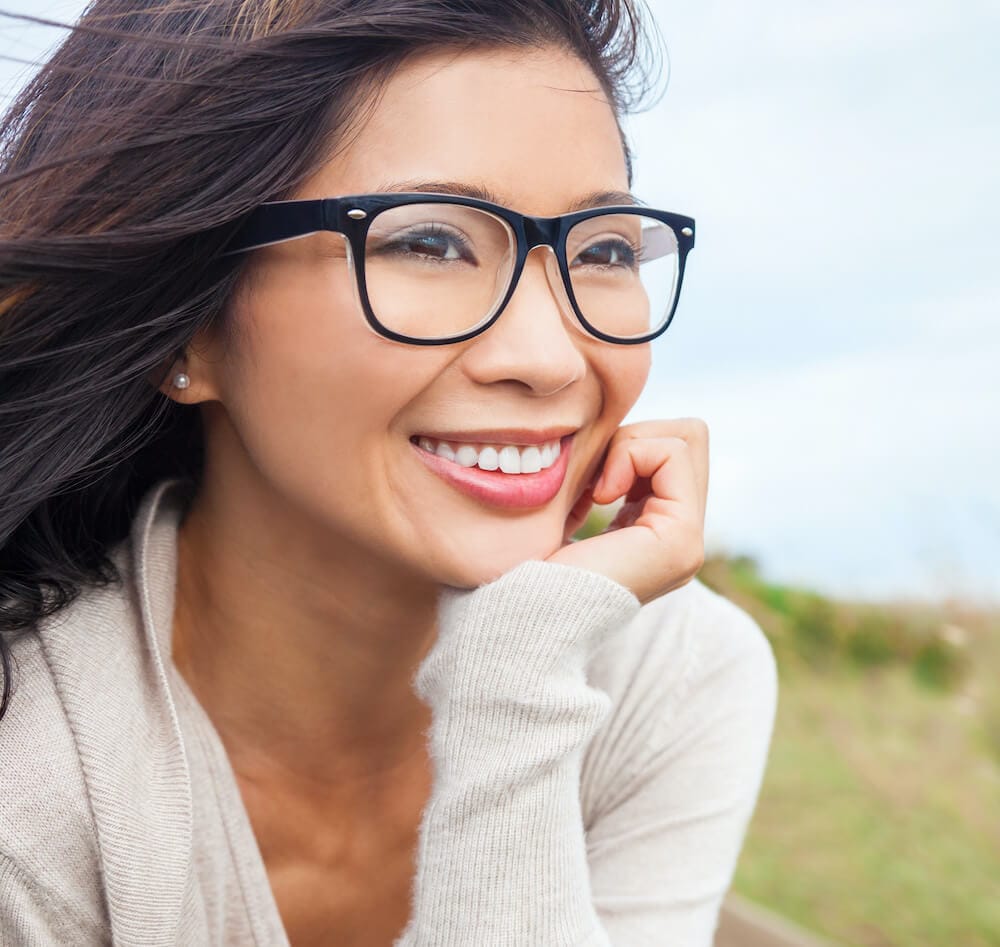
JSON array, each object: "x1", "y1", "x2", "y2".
[{"x1": 623, "y1": 0, "x2": 1000, "y2": 602}]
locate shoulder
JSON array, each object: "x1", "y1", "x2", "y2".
[
  {"x1": 580, "y1": 582, "x2": 780, "y2": 942},
  {"x1": 589, "y1": 575, "x2": 778, "y2": 717},
  {"x1": 3, "y1": 514, "x2": 199, "y2": 942},
  {"x1": 583, "y1": 577, "x2": 779, "y2": 814},
  {"x1": 655, "y1": 576, "x2": 778, "y2": 704},
  {"x1": 0, "y1": 626, "x2": 108, "y2": 931}
]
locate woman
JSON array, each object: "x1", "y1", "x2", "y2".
[{"x1": 0, "y1": 1, "x2": 778, "y2": 945}]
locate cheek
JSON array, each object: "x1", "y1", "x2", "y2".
[
  {"x1": 597, "y1": 346, "x2": 651, "y2": 420},
  {"x1": 217, "y1": 262, "x2": 438, "y2": 523}
]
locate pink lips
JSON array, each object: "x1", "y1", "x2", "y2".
[{"x1": 410, "y1": 434, "x2": 574, "y2": 509}]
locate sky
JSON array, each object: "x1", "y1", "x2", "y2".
[
  {"x1": 623, "y1": 1, "x2": 1000, "y2": 606},
  {"x1": 1, "y1": 1, "x2": 997, "y2": 606}
]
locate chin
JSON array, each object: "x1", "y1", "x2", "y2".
[{"x1": 428, "y1": 527, "x2": 563, "y2": 590}]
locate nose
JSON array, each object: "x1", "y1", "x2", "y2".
[{"x1": 461, "y1": 244, "x2": 588, "y2": 396}]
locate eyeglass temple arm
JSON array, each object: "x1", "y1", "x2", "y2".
[
  {"x1": 641, "y1": 224, "x2": 681, "y2": 264},
  {"x1": 223, "y1": 200, "x2": 329, "y2": 256}
]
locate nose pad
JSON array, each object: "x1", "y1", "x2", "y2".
[{"x1": 524, "y1": 244, "x2": 590, "y2": 339}]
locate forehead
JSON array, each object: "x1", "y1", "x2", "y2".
[{"x1": 299, "y1": 44, "x2": 631, "y2": 216}]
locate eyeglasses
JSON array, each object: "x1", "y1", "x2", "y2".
[{"x1": 222, "y1": 191, "x2": 696, "y2": 346}]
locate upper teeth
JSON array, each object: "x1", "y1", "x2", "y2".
[{"x1": 415, "y1": 436, "x2": 562, "y2": 474}]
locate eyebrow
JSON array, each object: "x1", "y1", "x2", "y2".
[{"x1": 374, "y1": 179, "x2": 643, "y2": 212}]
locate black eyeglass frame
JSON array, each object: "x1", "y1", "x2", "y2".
[{"x1": 221, "y1": 192, "x2": 696, "y2": 346}]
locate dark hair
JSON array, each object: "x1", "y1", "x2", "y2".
[{"x1": 0, "y1": 0, "x2": 664, "y2": 722}]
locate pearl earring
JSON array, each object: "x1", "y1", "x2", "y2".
[{"x1": 172, "y1": 372, "x2": 190, "y2": 390}]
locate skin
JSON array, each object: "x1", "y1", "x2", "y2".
[{"x1": 158, "y1": 43, "x2": 708, "y2": 942}]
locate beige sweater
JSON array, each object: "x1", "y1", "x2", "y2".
[{"x1": 0, "y1": 477, "x2": 778, "y2": 946}]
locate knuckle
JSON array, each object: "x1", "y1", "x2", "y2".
[
  {"x1": 679, "y1": 417, "x2": 710, "y2": 444},
  {"x1": 617, "y1": 418, "x2": 709, "y2": 447},
  {"x1": 615, "y1": 421, "x2": 645, "y2": 437}
]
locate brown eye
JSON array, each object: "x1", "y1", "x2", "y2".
[
  {"x1": 572, "y1": 238, "x2": 638, "y2": 269},
  {"x1": 371, "y1": 224, "x2": 476, "y2": 264}
]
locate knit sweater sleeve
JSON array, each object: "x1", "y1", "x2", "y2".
[
  {"x1": 0, "y1": 855, "x2": 109, "y2": 946},
  {"x1": 393, "y1": 558, "x2": 642, "y2": 947}
]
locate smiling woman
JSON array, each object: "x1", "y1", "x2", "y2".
[{"x1": 0, "y1": 2, "x2": 776, "y2": 946}]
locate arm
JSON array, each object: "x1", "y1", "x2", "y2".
[
  {"x1": 394, "y1": 559, "x2": 641, "y2": 947},
  {"x1": 585, "y1": 598, "x2": 779, "y2": 945}
]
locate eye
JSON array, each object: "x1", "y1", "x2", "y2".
[
  {"x1": 370, "y1": 223, "x2": 477, "y2": 264},
  {"x1": 571, "y1": 237, "x2": 639, "y2": 270}
]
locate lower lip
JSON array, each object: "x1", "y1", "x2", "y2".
[{"x1": 410, "y1": 435, "x2": 574, "y2": 509}]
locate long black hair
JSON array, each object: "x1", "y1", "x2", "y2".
[{"x1": 0, "y1": 0, "x2": 664, "y2": 723}]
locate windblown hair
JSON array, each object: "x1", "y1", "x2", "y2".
[{"x1": 0, "y1": 0, "x2": 664, "y2": 722}]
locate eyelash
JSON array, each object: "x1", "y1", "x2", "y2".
[
  {"x1": 572, "y1": 237, "x2": 641, "y2": 269},
  {"x1": 374, "y1": 223, "x2": 475, "y2": 262}
]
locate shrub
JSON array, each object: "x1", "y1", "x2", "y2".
[
  {"x1": 790, "y1": 592, "x2": 839, "y2": 670},
  {"x1": 911, "y1": 637, "x2": 968, "y2": 693},
  {"x1": 845, "y1": 610, "x2": 896, "y2": 668}
]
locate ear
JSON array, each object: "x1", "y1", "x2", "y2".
[{"x1": 149, "y1": 323, "x2": 227, "y2": 404}]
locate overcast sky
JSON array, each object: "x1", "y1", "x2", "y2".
[
  {"x1": 2, "y1": 1, "x2": 997, "y2": 605},
  {"x1": 625, "y1": 1, "x2": 999, "y2": 606}
]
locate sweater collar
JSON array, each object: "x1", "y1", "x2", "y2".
[{"x1": 38, "y1": 476, "x2": 196, "y2": 946}]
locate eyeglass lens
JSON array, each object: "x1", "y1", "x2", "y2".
[{"x1": 362, "y1": 204, "x2": 680, "y2": 341}]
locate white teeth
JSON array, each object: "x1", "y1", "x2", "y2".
[
  {"x1": 497, "y1": 445, "x2": 521, "y2": 474},
  {"x1": 477, "y1": 446, "x2": 499, "y2": 471},
  {"x1": 414, "y1": 435, "x2": 565, "y2": 474},
  {"x1": 520, "y1": 446, "x2": 542, "y2": 474},
  {"x1": 454, "y1": 445, "x2": 479, "y2": 467}
]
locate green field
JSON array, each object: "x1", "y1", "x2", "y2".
[{"x1": 696, "y1": 552, "x2": 1000, "y2": 947}]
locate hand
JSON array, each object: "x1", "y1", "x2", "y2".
[{"x1": 546, "y1": 419, "x2": 709, "y2": 606}]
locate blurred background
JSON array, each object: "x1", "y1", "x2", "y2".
[
  {"x1": 620, "y1": 3, "x2": 1000, "y2": 944},
  {"x1": 2, "y1": 2, "x2": 998, "y2": 945},
  {"x1": 625, "y1": 0, "x2": 999, "y2": 610}
]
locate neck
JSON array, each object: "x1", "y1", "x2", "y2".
[{"x1": 170, "y1": 462, "x2": 439, "y2": 796}]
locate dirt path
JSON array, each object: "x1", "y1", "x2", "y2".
[{"x1": 716, "y1": 893, "x2": 847, "y2": 947}]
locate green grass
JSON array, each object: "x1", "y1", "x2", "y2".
[
  {"x1": 575, "y1": 511, "x2": 1000, "y2": 945},
  {"x1": 692, "y1": 548, "x2": 1000, "y2": 946},
  {"x1": 732, "y1": 664, "x2": 1000, "y2": 945}
]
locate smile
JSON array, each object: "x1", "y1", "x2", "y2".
[
  {"x1": 412, "y1": 435, "x2": 562, "y2": 474},
  {"x1": 409, "y1": 434, "x2": 574, "y2": 509}
]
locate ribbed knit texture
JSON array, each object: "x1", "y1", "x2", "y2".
[
  {"x1": 0, "y1": 478, "x2": 779, "y2": 946},
  {"x1": 396, "y1": 561, "x2": 640, "y2": 946}
]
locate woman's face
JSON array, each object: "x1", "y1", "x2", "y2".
[{"x1": 193, "y1": 43, "x2": 650, "y2": 588}]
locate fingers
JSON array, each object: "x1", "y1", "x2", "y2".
[
  {"x1": 595, "y1": 436, "x2": 701, "y2": 529},
  {"x1": 592, "y1": 419, "x2": 708, "y2": 528},
  {"x1": 548, "y1": 418, "x2": 710, "y2": 604}
]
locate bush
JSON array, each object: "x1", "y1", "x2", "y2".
[
  {"x1": 911, "y1": 637, "x2": 968, "y2": 692},
  {"x1": 845, "y1": 610, "x2": 896, "y2": 668},
  {"x1": 790, "y1": 592, "x2": 839, "y2": 670},
  {"x1": 759, "y1": 582, "x2": 795, "y2": 618}
]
